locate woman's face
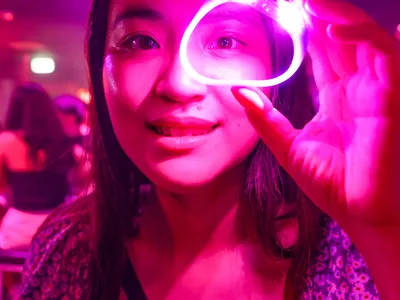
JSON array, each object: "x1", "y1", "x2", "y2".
[{"x1": 103, "y1": 0, "x2": 271, "y2": 190}]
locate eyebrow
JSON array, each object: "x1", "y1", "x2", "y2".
[
  {"x1": 201, "y1": 8, "x2": 263, "y2": 28},
  {"x1": 113, "y1": 7, "x2": 163, "y2": 28}
]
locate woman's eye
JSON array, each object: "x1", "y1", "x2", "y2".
[
  {"x1": 207, "y1": 37, "x2": 244, "y2": 50},
  {"x1": 121, "y1": 35, "x2": 160, "y2": 50}
]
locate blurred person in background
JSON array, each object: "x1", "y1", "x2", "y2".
[
  {"x1": 54, "y1": 94, "x2": 92, "y2": 201},
  {"x1": 53, "y1": 94, "x2": 88, "y2": 146},
  {"x1": 0, "y1": 82, "x2": 74, "y2": 250}
]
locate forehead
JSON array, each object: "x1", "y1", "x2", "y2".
[{"x1": 108, "y1": 0, "x2": 207, "y2": 26}]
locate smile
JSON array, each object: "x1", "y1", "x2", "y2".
[
  {"x1": 146, "y1": 116, "x2": 220, "y2": 151},
  {"x1": 149, "y1": 125, "x2": 218, "y2": 137}
]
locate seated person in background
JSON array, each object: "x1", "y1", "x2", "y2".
[
  {"x1": 0, "y1": 82, "x2": 74, "y2": 250},
  {"x1": 53, "y1": 94, "x2": 92, "y2": 201},
  {"x1": 53, "y1": 94, "x2": 88, "y2": 147}
]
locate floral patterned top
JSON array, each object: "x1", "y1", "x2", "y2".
[{"x1": 19, "y1": 214, "x2": 380, "y2": 300}]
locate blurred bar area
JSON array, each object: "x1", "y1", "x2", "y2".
[
  {"x1": 0, "y1": 0, "x2": 90, "y2": 118},
  {"x1": 0, "y1": 1, "x2": 91, "y2": 299}
]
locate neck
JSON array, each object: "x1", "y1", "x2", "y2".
[
  {"x1": 130, "y1": 161, "x2": 295, "y2": 295},
  {"x1": 139, "y1": 162, "x2": 251, "y2": 257}
]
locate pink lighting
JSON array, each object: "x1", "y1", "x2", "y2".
[
  {"x1": 76, "y1": 88, "x2": 91, "y2": 104},
  {"x1": 395, "y1": 24, "x2": 400, "y2": 41},
  {"x1": 0, "y1": 11, "x2": 14, "y2": 22},
  {"x1": 179, "y1": 0, "x2": 307, "y2": 87}
]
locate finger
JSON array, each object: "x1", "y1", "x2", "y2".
[
  {"x1": 328, "y1": 24, "x2": 378, "y2": 77},
  {"x1": 304, "y1": 0, "x2": 375, "y2": 81},
  {"x1": 326, "y1": 40, "x2": 358, "y2": 77},
  {"x1": 329, "y1": 23, "x2": 400, "y2": 85},
  {"x1": 231, "y1": 87, "x2": 298, "y2": 169},
  {"x1": 328, "y1": 23, "x2": 399, "y2": 53},
  {"x1": 311, "y1": 35, "x2": 358, "y2": 80},
  {"x1": 307, "y1": 17, "x2": 340, "y2": 89},
  {"x1": 307, "y1": 16, "x2": 357, "y2": 88},
  {"x1": 305, "y1": 0, "x2": 373, "y2": 25}
]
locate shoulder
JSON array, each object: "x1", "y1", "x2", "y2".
[
  {"x1": 303, "y1": 216, "x2": 380, "y2": 299},
  {"x1": 0, "y1": 131, "x2": 25, "y2": 157},
  {"x1": 0, "y1": 131, "x2": 17, "y2": 160},
  {"x1": 0, "y1": 131, "x2": 16, "y2": 140},
  {"x1": 20, "y1": 199, "x2": 92, "y2": 299},
  {"x1": 0, "y1": 131, "x2": 17, "y2": 148}
]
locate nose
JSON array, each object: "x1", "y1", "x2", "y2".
[{"x1": 155, "y1": 54, "x2": 207, "y2": 104}]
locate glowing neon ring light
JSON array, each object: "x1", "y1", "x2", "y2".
[{"x1": 179, "y1": 0, "x2": 307, "y2": 87}]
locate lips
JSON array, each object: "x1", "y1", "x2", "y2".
[
  {"x1": 151, "y1": 126, "x2": 216, "y2": 137},
  {"x1": 147, "y1": 116, "x2": 219, "y2": 137}
]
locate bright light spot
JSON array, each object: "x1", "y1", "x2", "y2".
[
  {"x1": 277, "y1": 0, "x2": 305, "y2": 35},
  {"x1": 397, "y1": 24, "x2": 400, "y2": 32},
  {"x1": 79, "y1": 124, "x2": 90, "y2": 136},
  {"x1": 3, "y1": 12, "x2": 14, "y2": 22},
  {"x1": 76, "y1": 88, "x2": 91, "y2": 104},
  {"x1": 30, "y1": 57, "x2": 55, "y2": 74},
  {"x1": 0, "y1": 11, "x2": 14, "y2": 22},
  {"x1": 240, "y1": 0, "x2": 257, "y2": 4}
]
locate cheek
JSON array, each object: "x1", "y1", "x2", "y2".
[
  {"x1": 102, "y1": 55, "x2": 164, "y2": 161},
  {"x1": 103, "y1": 54, "x2": 163, "y2": 110},
  {"x1": 215, "y1": 86, "x2": 263, "y2": 135},
  {"x1": 214, "y1": 87, "x2": 260, "y2": 153}
]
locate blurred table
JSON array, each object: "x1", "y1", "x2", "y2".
[{"x1": 0, "y1": 249, "x2": 28, "y2": 298}]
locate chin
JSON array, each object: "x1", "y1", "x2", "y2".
[{"x1": 144, "y1": 160, "x2": 223, "y2": 194}]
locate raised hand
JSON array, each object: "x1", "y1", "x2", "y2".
[{"x1": 232, "y1": 0, "x2": 400, "y2": 227}]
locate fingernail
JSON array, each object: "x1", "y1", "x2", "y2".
[{"x1": 235, "y1": 88, "x2": 265, "y2": 111}]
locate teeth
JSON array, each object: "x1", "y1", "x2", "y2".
[{"x1": 153, "y1": 126, "x2": 214, "y2": 137}]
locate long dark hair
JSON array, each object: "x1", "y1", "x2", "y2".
[
  {"x1": 84, "y1": 0, "x2": 322, "y2": 299},
  {"x1": 4, "y1": 82, "x2": 72, "y2": 172}
]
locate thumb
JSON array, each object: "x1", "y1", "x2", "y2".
[{"x1": 231, "y1": 87, "x2": 298, "y2": 169}]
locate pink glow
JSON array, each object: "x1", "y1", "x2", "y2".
[{"x1": 179, "y1": 0, "x2": 307, "y2": 87}]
